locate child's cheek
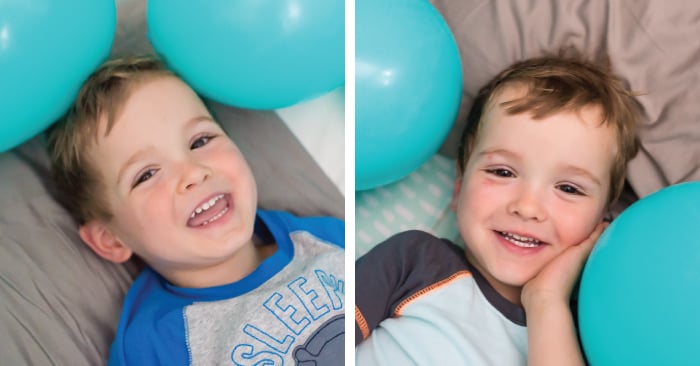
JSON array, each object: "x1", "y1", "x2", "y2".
[
  {"x1": 137, "y1": 180, "x2": 171, "y2": 224},
  {"x1": 463, "y1": 176, "x2": 508, "y2": 209},
  {"x1": 552, "y1": 203, "x2": 601, "y2": 247}
]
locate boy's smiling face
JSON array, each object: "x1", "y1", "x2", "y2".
[
  {"x1": 452, "y1": 86, "x2": 616, "y2": 304},
  {"x1": 80, "y1": 76, "x2": 259, "y2": 288}
]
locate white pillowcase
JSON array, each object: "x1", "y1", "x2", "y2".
[{"x1": 276, "y1": 87, "x2": 346, "y2": 196}]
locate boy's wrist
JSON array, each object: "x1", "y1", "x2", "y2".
[{"x1": 522, "y1": 290, "x2": 570, "y2": 313}]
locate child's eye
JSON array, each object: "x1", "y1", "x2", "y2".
[
  {"x1": 485, "y1": 168, "x2": 515, "y2": 178},
  {"x1": 191, "y1": 135, "x2": 217, "y2": 149},
  {"x1": 133, "y1": 169, "x2": 157, "y2": 188},
  {"x1": 557, "y1": 183, "x2": 584, "y2": 195}
]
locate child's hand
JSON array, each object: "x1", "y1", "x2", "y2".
[{"x1": 521, "y1": 222, "x2": 607, "y2": 311}]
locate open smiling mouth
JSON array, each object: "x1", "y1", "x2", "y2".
[
  {"x1": 187, "y1": 193, "x2": 231, "y2": 227},
  {"x1": 496, "y1": 231, "x2": 543, "y2": 248}
]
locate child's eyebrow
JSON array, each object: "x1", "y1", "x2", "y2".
[
  {"x1": 117, "y1": 148, "x2": 152, "y2": 186},
  {"x1": 477, "y1": 148, "x2": 521, "y2": 161},
  {"x1": 186, "y1": 115, "x2": 216, "y2": 128},
  {"x1": 559, "y1": 164, "x2": 602, "y2": 186}
]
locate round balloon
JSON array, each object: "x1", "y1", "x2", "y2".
[
  {"x1": 355, "y1": 0, "x2": 462, "y2": 191},
  {"x1": 578, "y1": 182, "x2": 700, "y2": 365},
  {"x1": 0, "y1": 0, "x2": 116, "y2": 153},
  {"x1": 147, "y1": 0, "x2": 345, "y2": 110}
]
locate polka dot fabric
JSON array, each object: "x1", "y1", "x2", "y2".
[{"x1": 355, "y1": 154, "x2": 461, "y2": 258}]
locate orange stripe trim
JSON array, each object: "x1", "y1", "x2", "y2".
[
  {"x1": 355, "y1": 306, "x2": 370, "y2": 340},
  {"x1": 394, "y1": 270, "x2": 472, "y2": 316}
]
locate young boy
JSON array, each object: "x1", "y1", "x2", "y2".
[
  {"x1": 355, "y1": 55, "x2": 639, "y2": 365},
  {"x1": 47, "y1": 56, "x2": 345, "y2": 366}
]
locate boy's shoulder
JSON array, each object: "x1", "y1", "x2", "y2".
[
  {"x1": 360, "y1": 230, "x2": 465, "y2": 266},
  {"x1": 356, "y1": 230, "x2": 468, "y2": 288},
  {"x1": 258, "y1": 209, "x2": 345, "y2": 249}
]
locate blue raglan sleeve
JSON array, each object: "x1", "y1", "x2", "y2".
[
  {"x1": 107, "y1": 269, "x2": 191, "y2": 366},
  {"x1": 265, "y1": 210, "x2": 345, "y2": 249}
]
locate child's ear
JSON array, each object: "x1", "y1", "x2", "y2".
[
  {"x1": 79, "y1": 221, "x2": 133, "y2": 263},
  {"x1": 450, "y1": 160, "x2": 464, "y2": 212},
  {"x1": 450, "y1": 176, "x2": 463, "y2": 212}
]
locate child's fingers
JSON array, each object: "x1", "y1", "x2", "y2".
[
  {"x1": 567, "y1": 222, "x2": 608, "y2": 269},
  {"x1": 523, "y1": 221, "x2": 610, "y2": 307},
  {"x1": 580, "y1": 222, "x2": 608, "y2": 249}
]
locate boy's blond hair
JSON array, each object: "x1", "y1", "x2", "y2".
[
  {"x1": 457, "y1": 54, "x2": 640, "y2": 205},
  {"x1": 47, "y1": 55, "x2": 174, "y2": 224}
]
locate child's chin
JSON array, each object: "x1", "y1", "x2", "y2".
[{"x1": 494, "y1": 271, "x2": 537, "y2": 288}]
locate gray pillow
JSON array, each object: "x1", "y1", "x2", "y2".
[
  {"x1": 0, "y1": 0, "x2": 343, "y2": 364},
  {"x1": 433, "y1": 0, "x2": 700, "y2": 199},
  {"x1": 0, "y1": 138, "x2": 140, "y2": 365}
]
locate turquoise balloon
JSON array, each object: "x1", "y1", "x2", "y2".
[
  {"x1": 0, "y1": 0, "x2": 115, "y2": 152},
  {"x1": 355, "y1": 0, "x2": 462, "y2": 191},
  {"x1": 578, "y1": 182, "x2": 700, "y2": 365},
  {"x1": 147, "y1": 0, "x2": 345, "y2": 110}
]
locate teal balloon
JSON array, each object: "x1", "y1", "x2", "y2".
[
  {"x1": 0, "y1": 0, "x2": 116, "y2": 153},
  {"x1": 578, "y1": 182, "x2": 700, "y2": 365},
  {"x1": 147, "y1": 0, "x2": 345, "y2": 110},
  {"x1": 355, "y1": 0, "x2": 462, "y2": 191}
]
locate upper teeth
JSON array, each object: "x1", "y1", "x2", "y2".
[
  {"x1": 501, "y1": 231, "x2": 541, "y2": 248},
  {"x1": 190, "y1": 194, "x2": 225, "y2": 218}
]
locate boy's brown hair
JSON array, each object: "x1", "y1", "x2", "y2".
[
  {"x1": 47, "y1": 55, "x2": 174, "y2": 224},
  {"x1": 457, "y1": 54, "x2": 640, "y2": 205}
]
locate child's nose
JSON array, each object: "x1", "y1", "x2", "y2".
[
  {"x1": 177, "y1": 161, "x2": 211, "y2": 192},
  {"x1": 507, "y1": 188, "x2": 547, "y2": 222}
]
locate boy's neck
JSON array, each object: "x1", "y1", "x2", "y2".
[
  {"x1": 164, "y1": 239, "x2": 278, "y2": 289},
  {"x1": 464, "y1": 251, "x2": 524, "y2": 307}
]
